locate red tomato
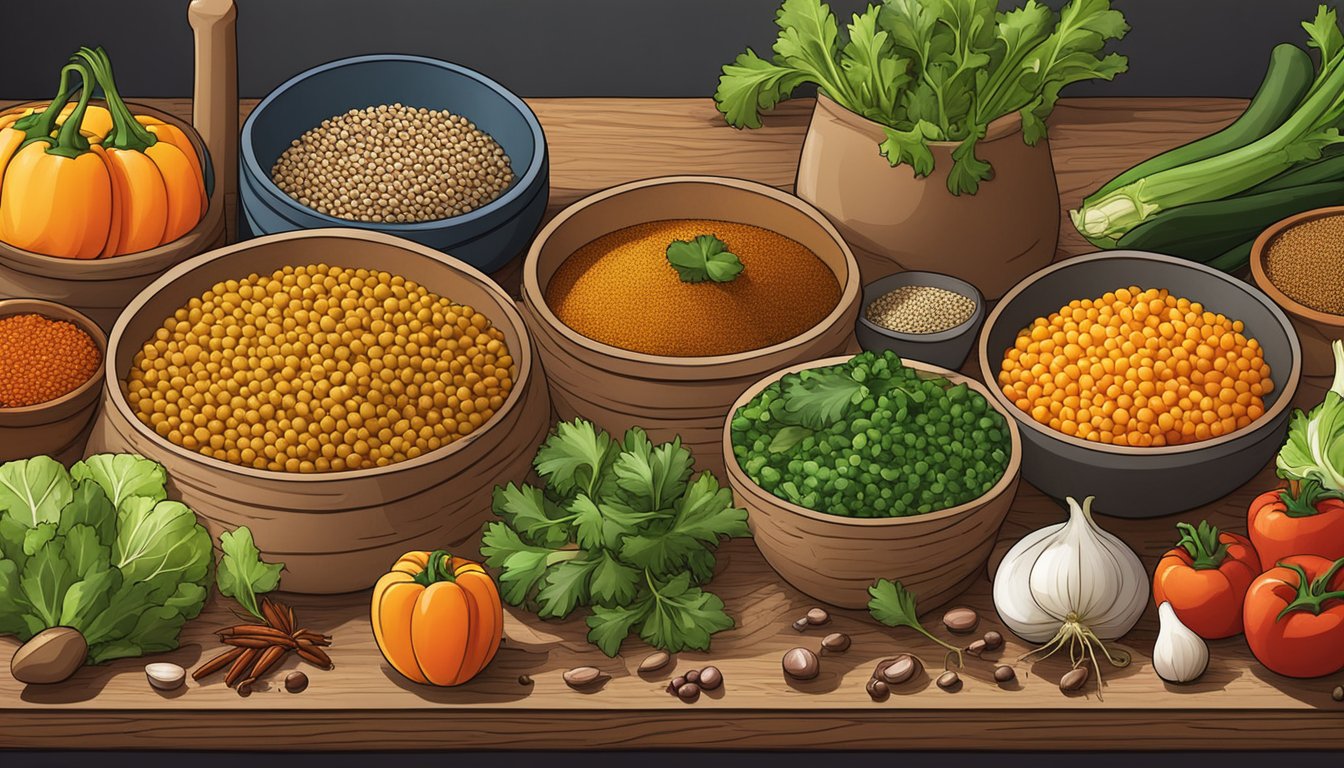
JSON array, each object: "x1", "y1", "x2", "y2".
[
  {"x1": 1248, "y1": 480, "x2": 1344, "y2": 571},
  {"x1": 1152, "y1": 520, "x2": 1260, "y2": 639},
  {"x1": 1243, "y1": 554, "x2": 1344, "y2": 678}
]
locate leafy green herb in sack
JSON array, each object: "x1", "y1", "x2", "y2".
[
  {"x1": 481, "y1": 419, "x2": 750, "y2": 656},
  {"x1": 0, "y1": 455, "x2": 213, "y2": 664},
  {"x1": 217, "y1": 526, "x2": 286, "y2": 621},
  {"x1": 666, "y1": 235, "x2": 745, "y2": 284},
  {"x1": 715, "y1": 0, "x2": 1129, "y2": 194}
]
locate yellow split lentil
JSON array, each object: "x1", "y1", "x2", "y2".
[
  {"x1": 0, "y1": 313, "x2": 100, "y2": 408},
  {"x1": 997, "y1": 286, "x2": 1273, "y2": 447},
  {"x1": 546, "y1": 219, "x2": 841, "y2": 357},
  {"x1": 123, "y1": 264, "x2": 514, "y2": 473}
]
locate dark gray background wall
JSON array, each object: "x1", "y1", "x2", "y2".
[{"x1": 0, "y1": 0, "x2": 1333, "y2": 100}]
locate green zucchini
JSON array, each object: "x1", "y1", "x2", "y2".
[
  {"x1": 1116, "y1": 180, "x2": 1344, "y2": 261},
  {"x1": 1204, "y1": 240, "x2": 1255, "y2": 274},
  {"x1": 1243, "y1": 151, "x2": 1344, "y2": 194},
  {"x1": 1085, "y1": 44, "x2": 1313, "y2": 206}
]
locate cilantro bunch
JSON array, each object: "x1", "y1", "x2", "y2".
[
  {"x1": 715, "y1": 0, "x2": 1129, "y2": 195},
  {"x1": 481, "y1": 419, "x2": 750, "y2": 656}
]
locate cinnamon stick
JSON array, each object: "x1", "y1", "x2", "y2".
[
  {"x1": 224, "y1": 647, "x2": 260, "y2": 687},
  {"x1": 192, "y1": 647, "x2": 244, "y2": 680}
]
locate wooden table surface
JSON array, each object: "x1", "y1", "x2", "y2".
[{"x1": 3, "y1": 96, "x2": 1340, "y2": 752}]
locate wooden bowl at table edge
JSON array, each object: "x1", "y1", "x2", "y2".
[
  {"x1": 720, "y1": 354, "x2": 1023, "y2": 611},
  {"x1": 1249, "y1": 206, "x2": 1344, "y2": 379},
  {"x1": 0, "y1": 299, "x2": 107, "y2": 460}
]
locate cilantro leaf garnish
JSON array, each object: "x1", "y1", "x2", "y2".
[{"x1": 666, "y1": 235, "x2": 745, "y2": 284}]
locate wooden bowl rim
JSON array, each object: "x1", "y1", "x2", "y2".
[
  {"x1": 978, "y1": 249, "x2": 1303, "y2": 457},
  {"x1": 521, "y1": 175, "x2": 862, "y2": 368},
  {"x1": 1249, "y1": 206, "x2": 1344, "y2": 329},
  {"x1": 0, "y1": 100, "x2": 223, "y2": 274},
  {"x1": 720, "y1": 353, "x2": 1023, "y2": 528},
  {"x1": 101, "y1": 228, "x2": 537, "y2": 482},
  {"x1": 0, "y1": 298, "x2": 107, "y2": 415}
]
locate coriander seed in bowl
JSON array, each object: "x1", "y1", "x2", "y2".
[
  {"x1": 865, "y1": 284, "x2": 977, "y2": 334},
  {"x1": 855, "y1": 271, "x2": 985, "y2": 370}
]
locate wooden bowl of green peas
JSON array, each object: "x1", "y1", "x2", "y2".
[{"x1": 723, "y1": 351, "x2": 1022, "y2": 611}]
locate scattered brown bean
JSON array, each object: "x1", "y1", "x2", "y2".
[
  {"x1": 782, "y1": 647, "x2": 820, "y2": 680},
  {"x1": 285, "y1": 671, "x2": 309, "y2": 693},
  {"x1": 982, "y1": 631, "x2": 1004, "y2": 651},
  {"x1": 866, "y1": 678, "x2": 890, "y2": 701},
  {"x1": 877, "y1": 654, "x2": 920, "y2": 686},
  {"x1": 638, "y1": 651, "x2": 671, "y2": 673},
  {"x1": 698, "y1": 666, "x2": 723, "y2": 691},
  {"x1": 942, "y1": 607, "x2": 979, "y2": 634},
  {"x1": 806, "y1": 608, "x2": 830, "y2": 626},
  {"x1": 967, "y1": 639, "x2": 987, "y2": 655},
  {"x1": 676, "y1": 682, "x2": 701, "y2": 702},
  {"x1": 684, "y1": 669, "x2": 701, "y2": 685},
  {"x1": 821, "y1": 632, "x2": 851, "y2": 652},
  {"x1": 668, "y1": 675, "x2": 688, "y2": 694},
  {"x1": 792, "y1": 618, "x2": 809, "y2": 632},
  {"x1": 563, "y1": 666, "x2": 605, "y2": 688},
  {"x1": 936, "y1": 671, "x2": 961, "y2": 691},
  {"x1": 1333, "y1": 685, "x2": 1344, "y2": 702},
  {"x1": 236, "y1": 682, "x2": 253, "y2": 698},
  {"x1": 518, "y1": 674, "x2": 533, "y2": 686},
  {"x1": 993, "y1": 665, "x2": 1016, "y2": 684},
  {"x1": 1060, "y1": 666, "x2": 1090, "y2": 693}
]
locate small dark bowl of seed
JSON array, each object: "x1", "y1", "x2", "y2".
[
  {"x1": 856, "y1": 271, "x2": 985, "y2": 370},
  {"x1": 240, "y1": 54, "x2": 549, "y2": 274}
]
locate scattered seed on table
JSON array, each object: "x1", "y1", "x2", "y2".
[
  {"x1": 782, "y1": 647, "x2": 820, "y2": 680},
  {"x1": 676, "y1": 682, "x2": 701, "y2": 702},
  {"x1": 1060, "y1": 666, "x2": 1090, "y2": 693},
  {"x1": 1265, "y1": 215, "x2": 1344, "y2": 314},
  {"x1": 792, "y1": 617, "x2": 809, "y2": 632},
  {"x1": 236, "y1": 682, "x2": 253, "y2": 698},
  {"x1": 993, "y1": 665, "x2": 1016, "y2": 684},
  {"x1": 684, "y1": 669, "x2": 701, "y2": 685},
  {"x1": 936, "y1": 671, "x2": 961, "y2": 691},
  {"x1": 866, "y1": 678, "x2": 890, "y2": 701},
  {"x1": 1333, "y1": 685, "x2": 1344, "y2": 702},
  {"x1": 563, "y1": 666, "x2": 605, "y2": 688},
  {"x1": 865, "y1": 284, "x2": 976, "y2": 335},
  {"x1": 698, "y1": 666, "x2": 723, "y2": 691},
  {"x1": 877, "y1": 654, "x2": 919, "y2": 685},
  {"x1": 821, "y1": 632, "x2": 851, "y2": 652},
  {"x1": 805, "y1": 608, "x2": 830, "y2": 626},
  {"x1": 668, "y1": 675, "x2": 687, "y2": 694},
  {"x1": 942, "y1": 607, "x2": 978, "y2": 634},
  {"x1": 967, "y1": 639, "x2": 988, "y2": 655},
  {"x1": 285, "y1": 671, "x2": 309, "y2": 693},
  {"x1": 982, "y1": 631, "x2": 1004, "y2": 651},
  {"x1": 638, "y1": 651, "x2": 671, "y2": 673},
  {"x1": 271, "y1": 104, "x2": 515, "y2": 223},
  {"x1": 518, "y1": 674, "x2": 533, "y2": 686}
]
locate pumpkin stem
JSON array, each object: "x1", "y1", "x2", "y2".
[{"x1": 413, "y1": 549, "x2": 457, "y2": 587}]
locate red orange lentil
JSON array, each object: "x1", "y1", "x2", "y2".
[
  {"x1": 997, "y1": 286, "x2": 1273, "y2": 447},
  {"x1": 0, "y1": 313, "x2": 100, "y2": 408}
]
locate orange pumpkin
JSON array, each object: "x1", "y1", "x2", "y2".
[{"x1": 371, "y1": 550, "x2": 503, "y2": 686}]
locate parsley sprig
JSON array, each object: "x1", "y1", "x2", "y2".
[
  {"x1": 481, "y1": 419, "x2": 751, "y2": 656},
  {"x1": 666, "y1": 234, "x2": 745, "y2": 283}
]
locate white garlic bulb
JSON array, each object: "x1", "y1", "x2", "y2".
[
  {"x1": 993, "y1": 496, "x2": 1148, "y2": 643},
  {"x1": 1153, "y1": 601, "x2": 1209, "y2": 684}
]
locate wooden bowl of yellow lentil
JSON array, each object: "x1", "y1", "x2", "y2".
[
  {"x1": 521, "y1": 176, "x2": 862, "y2": 477},
  {"x1": 85, "y1": 229, "x2": 552, "y2": 594},
  {"x1": 1250, "y1": 206, "x2": 1344, "y2": 380},
  {"x1": 977, "y1": 250, "x2": 1301, "y2": 518},
  {"x1": 0, "y1": 299, "x2": 106, "y2": 462}
]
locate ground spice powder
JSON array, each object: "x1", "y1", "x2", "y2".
[
  {"x1": 0, "y1": 313, "x2": 100, "y2": 407},
  {"x1": 546, "y1": 219, "x2": 841, "y2": 357},
  {"x1": 1265, "y1": 215, "x2": 1344, "y2": 315}
]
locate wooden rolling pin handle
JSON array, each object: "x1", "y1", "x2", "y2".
[{"x1": 189, "y1": 0, "x2": 239, "y2": 244}]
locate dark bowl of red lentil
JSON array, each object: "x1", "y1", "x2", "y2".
[
  {"x1": 0, "y1": 299, "x2": 106, "y2": 461},
  {"x1": 1250, "y1": 206, "x2": 1344, "y2": 379},
  {"x1": 856, "y1": 271, "x2": 985, "y2": 369}
]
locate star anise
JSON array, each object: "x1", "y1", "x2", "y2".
[{"x1": 193, "y1": 596, "x2": 332, "y2": 693}]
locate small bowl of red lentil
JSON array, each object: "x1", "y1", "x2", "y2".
[
  {"x1": 1251, "y1": 207, "x2": 1344, "y2": 378},
  {"x1": 0, "y1": 299, "x2": 106, "y2": 461},
  {"x1": 856, "y1": 271, "x2": 985, "y2": 370}
]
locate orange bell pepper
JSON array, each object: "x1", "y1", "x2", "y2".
[{"x1": 371, "y1": 550, "x2": 504, "y2": 686}]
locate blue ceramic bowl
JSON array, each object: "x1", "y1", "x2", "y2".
[{"x1": 240, "y1": 54, "x2": 548, "y2": 273}]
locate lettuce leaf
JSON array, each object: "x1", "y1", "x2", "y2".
[
  {"x1": 1278, "y1": 341, "x2": 1344, "y2": 490},
  {"x1": 216, "y1": 526, "x2": 284, "y2": 621}
]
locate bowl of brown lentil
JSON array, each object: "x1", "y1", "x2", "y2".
[
  {"x1": 0, "y1": 299, "x2": 106, "y2": 462},
  {"x1": 521, "y1": 176, "x2": 862, "y2": 477},
  {"x1": 240, "y1": 54, "x2": 547, "y2": 274},
  {"x1": 856, "y1": 271, "x2": 985, "y2": 369},
  {"x1": 1250, "y1": 207, "x2": 1344, "y2": 379},
  {"x1": 85, "y1": 229, "x2": 552, "y2": 594},
  {"x1": 977, "y1": 250, "x2": 1301, "y2": 517}
]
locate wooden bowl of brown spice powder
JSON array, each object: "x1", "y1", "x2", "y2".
[{"x1": 1251, "y1": 207, "x2": 1344, "y2": 379}]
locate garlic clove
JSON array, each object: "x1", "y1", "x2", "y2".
[{"x1": 1153, "y1": 601, "x2": 1209, "y2": 684}]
